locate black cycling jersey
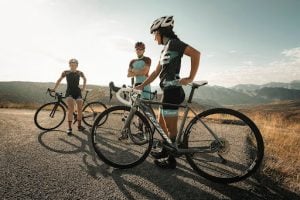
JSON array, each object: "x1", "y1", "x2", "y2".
[
  {"x1": 159, "y1": 39, "x2": 188, "y2": 89},
  {"x1": 61, "y1": 70, "x2": 85, "y2": 99}
]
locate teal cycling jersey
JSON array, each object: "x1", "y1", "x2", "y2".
[
  {"x1": 129, "y1": 56, "x2": 152, "y2": 99},
  {"x1": 129, "y1": 56, "x2": 151, "y2": 84}
]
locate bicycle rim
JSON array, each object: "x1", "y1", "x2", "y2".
[
  {"x1": 34, "y1": 102, "x2": 66, "y2": 130},
  {"x1": 82, "y1": 101, "x2": 107, "y2": 127},
  {"x1": 184, "y1": 108, "x2": 264, "y2": 183},
  {"x1": 91, "y1": 106, "x2": 153, "y2": 169}
]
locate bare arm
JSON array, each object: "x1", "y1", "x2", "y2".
[
  {"x1": 131, "y1": 65, "x2": 150, "y2": 76},
  {"x1": 135, "y1": 63, "x2": 161, "y2": 90},
  {"x1": 81, "y1": 72, "x2": 87, "y2": 91},
  {"x1": 52, "y1": 73, "x2": 65, "y2": 91},
  {"x1": 127, "y1": 67, "x2": 135, "y2": 77},
  {"x1": 128, "y1": 65, "x2": 150, "y2": 77},
  {"x1": 179, "y1": 46, "x2": 201, "y2": 85}
]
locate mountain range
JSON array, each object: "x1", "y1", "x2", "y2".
[
  {"x1": 188, "y1": 80, "x2": 300, "y2": 106},
  {"x1": 0, "y1": 80, "x2": 299, "y2": 108}
]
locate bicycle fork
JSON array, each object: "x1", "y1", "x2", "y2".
[
  {"x1": 118, "y1": 106, "x2": 137, "y2": 140},
  {"x1": 50, "y1": 103, "x2": 60, "y2": 118}
]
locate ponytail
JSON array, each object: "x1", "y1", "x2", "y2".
[{"x1": 159, "y1": 27, "x2": 180, "y2": 40}]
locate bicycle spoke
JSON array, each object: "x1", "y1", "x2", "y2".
[
  {"x1": 91, "y1": 106, "x2": 152, "y2": 168},
  {"x1": 184, "y1": 108, "x2": 264, "y2": 183}
]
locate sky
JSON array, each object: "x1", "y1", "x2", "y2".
[{"x1": 0, "y1": 0, "x2": 299, "y2": 87}]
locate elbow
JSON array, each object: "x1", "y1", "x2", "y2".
[{"x1": 196, "y1": 50, "x2": 201, "y2": 59}]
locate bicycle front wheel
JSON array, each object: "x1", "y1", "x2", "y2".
[
  {"x1": 34, "y1": 102, "x2": 66, "y2": 130},
  {"x1": 82, "y1": 101, "x2": 107, "y2": 127},
  {"x1": 184, "y1": 108, "x2": 264, "y2": 183},
  {"x1": 91, "y1": 106, "x2": 153, "y2": 169}
]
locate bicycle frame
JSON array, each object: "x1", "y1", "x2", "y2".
[
  {"x1": 49, "y1": 90, "x2": 91, "y2": 123},
  {"x1": 123, "y1": 95, "x2": 224, "y2": 154}
]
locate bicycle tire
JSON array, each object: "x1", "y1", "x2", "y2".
[
  {"x1": 91, "y1": 106, "x2": 153, "y2": 169},
  {"x1": 34, "y1": 102, "x2": 66, "y2": 130},
  {"x1": 183, "y1": 108, "x2": 264, "y2": 183},
  {"x1": 129, "y1": 105, "x2": 156, "y2": 145},
  {"x1": 82, "y1": 101, "x2": 107, "y2": 127}
]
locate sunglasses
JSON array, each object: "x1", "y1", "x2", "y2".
[{"x1": 135, "y1": 48, "x2": 145, "y2": 51}]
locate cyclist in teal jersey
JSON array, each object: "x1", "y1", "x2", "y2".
[
  {"x1": 135, "y1": 16, "x2": 200, "y2": 169},
  {"x1": 51, "y1": 58, "x2": 87, "y2": 135},
  {"x1": 127, "y1": 42, "x2": 152, "y2": 99}
]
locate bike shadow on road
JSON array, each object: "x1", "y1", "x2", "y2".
[
  {"x1": 109, "y1": 159, "x2": 299, "y2": 200},
  {"x1": 37, "y1": 129, "x2": 299, "y2": 200},
  {"x1": 37, "y1": 128, "x2": 112, "y2": 178},
  {"x1": 38, "y1": 129, "x2": 86, "y2": 154}
]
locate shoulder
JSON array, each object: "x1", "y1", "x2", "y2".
[
  {"x1": 61, "y1": 70, "x2": 70, "y2": 77},
  {"x1": 129, "y1": 59, "x2": 137, "y2": 67},
  {"x1": 142, "y1": 56, "x2": 151, "y2": 65},
  {"x1": 169, "y1": 39, "x2": 188, "y2": 53},
  {"x1": 169, "y1": 39, "x2": 188, "y2": 47},
  {"x1": 77, "y1": 70, "x2": 85, "y2": 77}
]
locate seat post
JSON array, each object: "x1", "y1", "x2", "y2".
[
  {"x1": 83, "y1": 90, "x2": 89, "y2": 101},
  {"x1": 187, "y1": 87, "x2": 197, "y2": 103},
  {"x1": 187, "y1": 81, "x2": 208, "y2": 103}
]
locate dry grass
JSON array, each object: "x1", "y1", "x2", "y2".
[
  {"x1": 0, "y1": 102, "x2": 40, "y2": 109},
  {"x1": 245, "y1": 111, "x2": 300, "y2": 193}
]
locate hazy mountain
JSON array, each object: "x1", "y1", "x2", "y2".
[
  {"x1": 183, "y1": 80, "x2": 300, "y2": 106},
  {"x1": 183, "y1": 85, "x2": 268, "y2": 106},
  {"x1": 0, "y1": 80, "x2": 299, "y2": 108},
  {"x1": 0, "y1": 81, "x2": 109, "y2": 107},
  {"x1": 256, "y1": 87, "x2": 300, "y2": 101},
  {"x1": 231, "y1": 80, "x2": 300, "y2": 91}
]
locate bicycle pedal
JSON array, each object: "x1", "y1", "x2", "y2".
[
  {"x1": 118, "y1": 134, "x2": 128, "y2": 140},
  {"x1": 152, "y1": 140, "x2": 161, "y2": 149}
]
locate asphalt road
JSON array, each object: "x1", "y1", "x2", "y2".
[{"x1": 0, "y1": 108, "x2": 299, "y2": 200}]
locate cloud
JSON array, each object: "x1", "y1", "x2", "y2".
[
  {"x1": 282, "y1": 47, "x2": 300, "y2": 62},
  {"x1": 205, "y1": 47, "x2": 300, "y2": 87},
  {"x1": 242, "y1": 61, "x2": 253, "y2": 66},
  {"x1": 108, "y1": 35, "x2": 135, "y2": 52}
]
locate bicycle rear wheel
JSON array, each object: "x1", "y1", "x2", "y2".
[
  {"x1": 91, "y1": 106, "x2": 153, "y2": 169},
  {"x1": 34, "y1": 102, "x2": 66, "y2": 130},
  {"x1": 82, "y1": 101, "x2": 107, "y2": 127},
  {"x1": 184, "y1": 108, "x2": 264, "y2": 183}
]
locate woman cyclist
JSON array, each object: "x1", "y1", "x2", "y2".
[
  {"x1": 127, "y1": 41, "x2": 151, "y2": 99},
  {"x1": 135, "y1": 16, "x2": 200, "y2": 169},
  {"x1": 51, "y1": 58, "x2": 87, "y2": 135}
]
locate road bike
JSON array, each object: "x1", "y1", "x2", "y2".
[
  {"x1": 34, "y1": 88, "x2": 107, "y2": 130},
  {"x1": 108, "y1": 81, "x2": 158, "y2": 145},
  {"x1": 91, "y1": 81, "x2": 264, "y2": 183}
]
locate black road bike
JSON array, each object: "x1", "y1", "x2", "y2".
[{"x1": 34, "y1": 88, "x2": 107, "y2": 130}]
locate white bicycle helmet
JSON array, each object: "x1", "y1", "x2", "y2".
[{"x1": 150, "y1": 16, "x2": 174, "y2": 34}]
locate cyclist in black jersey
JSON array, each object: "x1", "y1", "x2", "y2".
[
  {"x1": 135, "y1": 16, "x2": 201, "y2": 169},
  {"x1": 51, "y1": 58, "x2": 87, "y2": 135}
]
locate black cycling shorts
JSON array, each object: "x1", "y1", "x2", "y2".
[
  {"x1": 66, "y1": 88, "x2": 82, "y2": 100},
  {"x1": 161, "y1": 86, "x2": 185, "y2": 110}
]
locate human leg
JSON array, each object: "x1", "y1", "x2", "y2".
[{"x1": 66, "y1": 97, "x2": 75, "y2": 134}]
